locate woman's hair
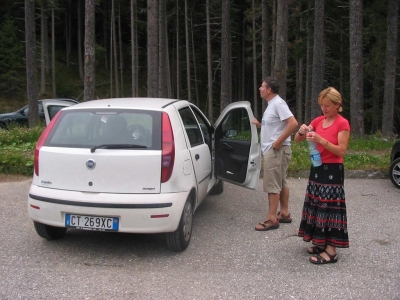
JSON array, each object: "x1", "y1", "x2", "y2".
[{"x1": 318, "y1": 87, "x2": 343, "y2": 112}]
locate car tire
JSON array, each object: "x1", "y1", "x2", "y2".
[
  {"x1": 166, "y1": 197, "x2": 193, "y2": 251},
  {"x1": 209, "y1": 179, "x2": 224, "y2": 195},
  {"x1": 33, "y1": 221, "x2": 67, "y2": 240},
  {"x1": 389, "y1": 157, "x2": 400, "y2": 189}
]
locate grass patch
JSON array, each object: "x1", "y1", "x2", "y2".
[
  {"x1": 0, "y1": 125, "x2": 44, "y2": 175},
  {"x1": 0, "y1": 126, "x2": 397, "y2": 176},
  {"x1": 288, "y1": 134, "x2": 394, "y2": 175}
]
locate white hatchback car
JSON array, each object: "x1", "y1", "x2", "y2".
[{"x1": 28, "y1": 98, "x2": 261, "y2": 251}]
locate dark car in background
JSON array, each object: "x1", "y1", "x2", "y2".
[
  {"x1": 389, "y1": 140, "x2": 400, "y2": 188},
  {"x1": 0, "y1": 98, "x2": 79, "y2": 129}
]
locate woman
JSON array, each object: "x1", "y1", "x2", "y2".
[{"x1": 294, "y1": 87, "x2": 350, "y2": 264}]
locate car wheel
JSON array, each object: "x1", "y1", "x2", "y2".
[
  {"x1": 389, "y1": 157, "x2": 400, "y2": 189},
  {"x1": 166, "y1": 197, "x2": 193, "y2": 251},
  {"x1": 33, "y1": 221, "x2": 67, "y2": 240},
  {"x1": 209, "y1": 179, "x2": 224, "y2": 195}
]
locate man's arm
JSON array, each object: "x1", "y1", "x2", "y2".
[{"x1": 273, "y1": 116, "x2": 298, "y2": 149}]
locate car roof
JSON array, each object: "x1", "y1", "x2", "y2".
[
  {"x1": 65, "y1": 98, "x2": 189, "y2": 111},
  {"x1": 39, "y1": 98, "x2": 79, "y2": 104}
]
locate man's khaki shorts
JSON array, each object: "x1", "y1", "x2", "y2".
[{"x1": 263, "y1": 145, "x2": 292, "y2": 194}]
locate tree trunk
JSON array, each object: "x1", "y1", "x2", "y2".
[
  {"x1": 274, "y1": 0, "x2": 288, "y2": 99},
  {"x1": 310, "y1": 0, "x2": 324, "y2": 119},
  {"x1": 147, "y1": 0, "x2": 158, "y2": 97},
  {"x1": 159, "y1": 0, "x2": 167, "y2": 98},
  {"x1": 166, "y1": 22, "x2": 172, "y2": 98},
  {"x1": 206, "y1": 0, "x2": 213, "y2": 121},
  {"x1": 176, "y1": 0, "x2": 180, "y2": 99},
  {"x1": 131, "y1": 0, "x2": 137, "y2": 97},
  {"x1": 40, "y1": 3, "x2": 46, "y2": 96},
  {"x1": 84, "y1": 0, "x2": 96, "y2": 101},
  {"x1": 220, "y1": 0, "x2": 231, "y2": 112},
  {"x1": 252, "y1": 0, "x2": 258, "y2": 119},
  {"x1": 190, "y1": 15, "x2": 199, "y2": 106},
  {"x1": 44, "y1": 12, "x2": 49, "y2": 74},
  {"x1": 382, "y1": 0, "x2": 399, "y2": 137},
  {"x1": 349, "y1": 0, "x2": 364, "y2": 137},
  {"x1": 78, "y1": 1, "x2": 83, "y2": 81},
  {"x1": 296, "y1": 57, "x2": 304, "y2": 125},
  {"x1": 25, "y1": 0, "x2": 38, "y2": 128},
  {"x1": 261, "y1": 0, "x2": 270, "y2": 115},
  {"x1": 102, "y1": 2, "x2": 109, "y2": 71},
  {"x1": 52, "y1": 7, "x2": 56, "y2": 97},
  {"x1": 118, "y1": 2, "x2": 124, "y2": 97},
  {"x1": 66, "y1": 9, "x2": 71, "y2": 69},
  {"x1": 112, "y1": 0, "x2": 119, "y2": 98},
  {"x1": 304, "y1": 0, "x2": 313, "y2": 124},
  {"x1": 184, "y1": 0, "x2": 192, "y2": 102},
  {"x1": 270, "y1": 0, "x2": 276, "y2": 77}
]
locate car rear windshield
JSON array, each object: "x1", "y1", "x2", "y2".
[{"x1": 44, "y1": 109, "x2": 162, "y2": 150}]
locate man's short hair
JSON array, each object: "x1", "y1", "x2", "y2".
[{"x1": 263, "y1": 77, "x2": 280, "y2": 94}]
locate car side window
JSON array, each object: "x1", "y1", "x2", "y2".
[
  {"x1": 219, "y1": 108, "x2": 251, "y2": 141},
  {"x1": 190, "y1": 108, "x2": 211, "y2": 146},
  {"x1": 179, "y1": 107, "x2": 203, "y2": 147}
]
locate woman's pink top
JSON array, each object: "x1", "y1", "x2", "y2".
[{"x1": 310, "y1": 115, "x2": 350, "y2": 163}]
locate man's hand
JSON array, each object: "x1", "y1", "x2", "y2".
[{"x1": 252, "y1": 118, "x2": 261, "y2": 129}]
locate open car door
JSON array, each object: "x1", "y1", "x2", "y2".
[
  {"x1": 214, "y1": 101, "x2": 261, "y2": 190},
  {"x1": 41, "y1": 99, "x2": 76, "y2": 125}
]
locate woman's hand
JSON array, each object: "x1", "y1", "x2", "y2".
[
  {"x1": 306, "y1": 130, "x2": 322, "y2": 144},
  {"x1": 298, "y1": 124, "x2": 309, "y2": 136}
]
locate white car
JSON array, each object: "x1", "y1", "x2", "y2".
[{"x1": 28, "y1": 98, "x2": 261, "y2": 251}]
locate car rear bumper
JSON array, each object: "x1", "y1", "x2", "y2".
[{"x1": 28, "y1": 184, "x2": 189, "y2": 233}]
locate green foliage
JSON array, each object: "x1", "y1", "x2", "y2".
[
  {"x1": 0, "y1": 126, "x2": 44, "y2": 175},
  {"x1": 288, "y1": 135, "x2": 395, "y2": 175},
  {"x1": 0, "y1": 124, "x2": 395, "y2": 176}
]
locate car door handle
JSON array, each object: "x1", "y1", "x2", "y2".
[
  {"x1": 222, "y1": 143, "x2": 233, "y2": 151},
  {"x1": 195, "y1": 154, "x2": 200, "y2": 160}
]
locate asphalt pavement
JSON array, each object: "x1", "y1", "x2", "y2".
[{"x1": 0, "y1": 177, "x2": 399, "y2": 299}]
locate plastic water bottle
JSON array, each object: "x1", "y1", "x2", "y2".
[{"x1": 308, "y1": 130, "x2": 322, "y2": 167}]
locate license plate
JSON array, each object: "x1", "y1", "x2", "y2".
[{"x1": 65, "y1": 214, "x2": 119, "y2": 231}]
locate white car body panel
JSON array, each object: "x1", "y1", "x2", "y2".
[{"x1": 37, "y1": 147, "x2": 162, "y2": 193}]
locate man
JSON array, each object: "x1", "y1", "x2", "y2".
[{"x1": 252, "y1": 77, "x2": 298, "y2": 231}]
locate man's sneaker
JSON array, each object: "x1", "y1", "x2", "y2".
[
  {"x1": 255, "y1": 219, "x2": 280, "y2": 231},
  {"x1": 277, "y1": 211, "x2": 292, "y2": 223}
]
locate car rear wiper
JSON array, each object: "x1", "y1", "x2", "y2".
[{"x1": 90, "y1": 144, "x2": 147, "y2": 153}]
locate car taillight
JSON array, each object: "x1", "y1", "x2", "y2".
[
  {"x1": 34, "y1": 111, "x2": 62, "y2": 176},
  {"x1": 161, "y1": 112, "x2": 175, "y2": 183}
]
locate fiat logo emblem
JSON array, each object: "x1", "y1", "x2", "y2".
[{"x1": 86, "y1": 159, "x2": 96, "y2": 170}]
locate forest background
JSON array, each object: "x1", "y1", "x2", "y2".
[{"x1": 0, "y1": 0, "x2": 399, "y2": 138}]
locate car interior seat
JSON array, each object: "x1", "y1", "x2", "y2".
[{"x1": 102, "y1": 115, "x2": 129, "y2": 143}]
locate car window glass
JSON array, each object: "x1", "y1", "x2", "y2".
[
  {"x1": 190, "y1": 107, "x2": 211, "y2": 145},
  {"x1": 45, "y1": 109, "x2": 161, "y2": 150},
  {"x1": 179, "y1": 107, "x2": 203, "y2": 147},
  {"x1": 220, "y1": 108, "x2": 251, "y2": 141},
  {"x1": 46, "y1": 105, "x2": 65, "y2": 120}
]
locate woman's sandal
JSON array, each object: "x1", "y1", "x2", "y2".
[
  {"x1": 307, "y1": 246, "x2": 326, "y2": 254},
  {"x1": 309, "y1": 251, "x2": 338, "y2": 264}
]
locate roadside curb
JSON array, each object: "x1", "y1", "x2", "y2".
[{"x1": 287, "y1": 169, "x2": 388, "y2": 179}]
